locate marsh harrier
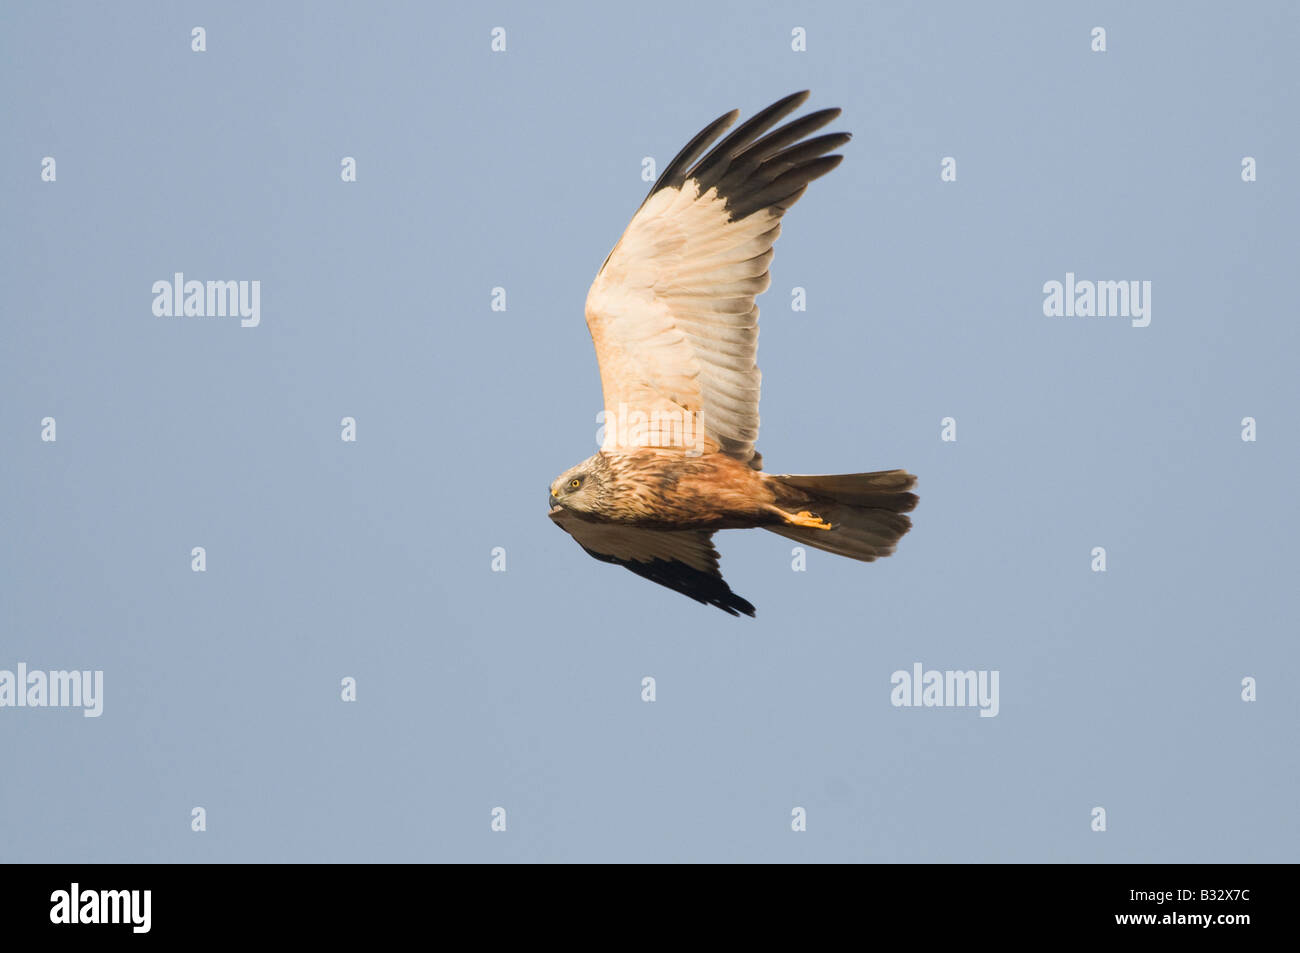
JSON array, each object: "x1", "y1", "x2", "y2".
[{"x1": 549, "y1": 91, "x2": 917, "y2": 616}]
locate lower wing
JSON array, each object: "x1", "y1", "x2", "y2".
[{"x1": 549, "y1": 507, "x2": 756, "y2": 617}]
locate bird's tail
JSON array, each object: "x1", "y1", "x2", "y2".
[{"x1": 763, "y1": 469, "x2": 918, "y2": 562}]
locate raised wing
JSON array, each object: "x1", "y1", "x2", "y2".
[
  {"x1": 549, "y1": 507, "x2": 755, "y2": 617},
  {"x1": 585, "y1": 91, "x2": 848, "y2": 467}
]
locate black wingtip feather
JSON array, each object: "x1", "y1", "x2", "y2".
[
  {"x1": 688, "y1": 91, "x2": 812, "y2": 192},
  {"x1": 746, "y1": 108, "x2": 842, "y2": 162},
  {"x1": 641, "y1": 91, "x2": 847, "y2": 227},
  {"x1": 580, "y1": 547, "x2": 757, "y2": 617},
  {"x1": 641, "y1": 108, "x2": 738, "y2": 206},
  {"x1": 726, "y1": 154, "x2": 844, "y2": 221}
]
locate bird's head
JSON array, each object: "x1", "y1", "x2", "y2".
[{"x1": 549, "y1": 454, "x2": 611, "y2": 517}]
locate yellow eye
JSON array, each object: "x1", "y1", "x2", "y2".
[{"x1": 569, "y1": 479, "x2": 582, "y2": 489}]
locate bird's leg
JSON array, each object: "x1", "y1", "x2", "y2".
[
  {"x1": 764, "y1": 504, "x2": 833, "y2": 530},
  {"x1": 790, "y1": 510, "x2": 833, "y2": 530}
]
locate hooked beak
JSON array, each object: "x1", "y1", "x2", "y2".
[{"x1": 548, "y1": 492, "x2": 561, "y2": 510}]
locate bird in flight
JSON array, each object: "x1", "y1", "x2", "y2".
[{"x1": 549, "y1": 91, "x2": 917, "y2": 616}]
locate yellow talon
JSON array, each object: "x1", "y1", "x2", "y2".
[{"x1": 789, "y1": 510, "x2": 833, "y2": 530}]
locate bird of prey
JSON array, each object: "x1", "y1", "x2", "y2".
[{"x1": 548, "y1": 91, "x2": 917, "y2": 616}]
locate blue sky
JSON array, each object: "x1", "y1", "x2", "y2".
[{"x1": 1, "y1": 0, "x2": 1296, "y2": 861}]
